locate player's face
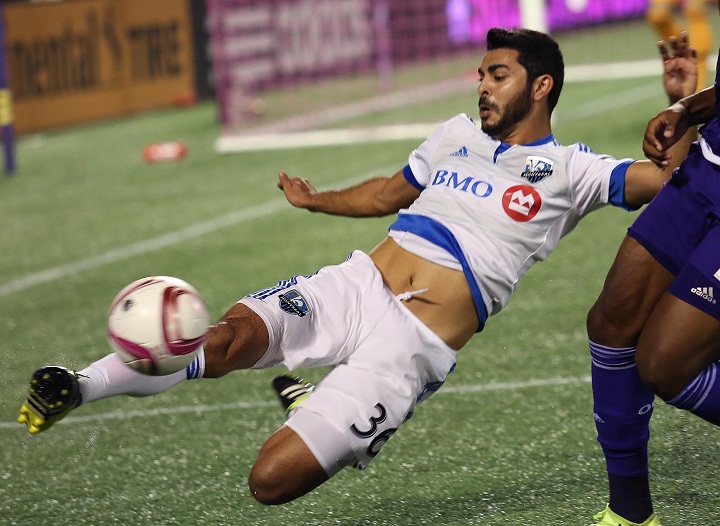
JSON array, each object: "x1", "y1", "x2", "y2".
[{"x1": 477, "y1": 49, "x2": 533, "y2": 140}]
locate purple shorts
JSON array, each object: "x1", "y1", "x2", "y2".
[{"x1": 628, "y1": 143, "x2": 720, "y2": 319}]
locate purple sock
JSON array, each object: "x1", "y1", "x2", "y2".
[
  {"x1": 667, "y1": 362, "x2": 720, "y2": 424},
  {"x1": 590, "y1": 341, "x2": 655, "y2": 522}
]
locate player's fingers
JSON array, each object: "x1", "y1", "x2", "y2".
[
  {"x1": 658, "y1": 41, "x2": 670, "y2": 62},
  {"x1": 678, "y1": 31, "x2": 689, "y2": 48},
  {"x1": 643, "y1": 136, "x2": 662, "y2": 157},
  {"x1": 643, "y1": 141, "x2": 667, "y2": 167},
  {"x1": 645, "y1": 119, "x2": 664, "y2": 148},
  {"x1": 277, "y1": 171, "x2": 290, "y2": 189},
  {"x1": 676, "y1": 32, "x2": 691, "y2": 57}
]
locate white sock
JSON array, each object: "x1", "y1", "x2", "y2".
[{"x1": 77, "y1": 348, "x2": 205, "y2": 405}]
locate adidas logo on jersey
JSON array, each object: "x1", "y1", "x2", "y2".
[
  {"x1": 691, "y1": 286, "x2": 717, "y2": 304},
  {"x1": 450, "y1": 146, "x2": 468, "y2": 158},
  {"x1": 521, "y1": 156, "x2": 554, "y2": 183}
]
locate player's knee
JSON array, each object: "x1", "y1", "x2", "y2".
[
  {"x1": 684, "y1": 0, "x2": 708, "y2": 18},
  {"x1": 249, "y1": 426, "x2": 330, "y2": 505},
  {"x1": 645, "y1": 4, "x2": 673, "y2": 28},
  {"x1": 203, "y1": 307, "x2": 270, "y2": 376},
  {"x1": 201, "y1": 322, "x2": 236, "y2": 377},
  {"x1": 635, "y1": 347, "x2": 683, "y2": 400},
  {"x1": 248, "y1": 449, "x2": 316, "y2": 505},
  {"x1": 587, "y1": 297, "x2": 642, "y2": 347},
  {"x1": 586, "y1": 301, "x2": 607, "y2": 342},
  {"x1": 248, "y1": 456, "x2": 290, "y2": 505}
]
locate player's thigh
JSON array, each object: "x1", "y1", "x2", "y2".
[
  {"x1": 285, "y1": 297, "x2": 457, "y2": 475},
  {"x1": 587, "y1": 235, "x2": 674, "y2": 346},
  {"x1": 590, "y1": 169, "x2": 711, "y2": 346},
  {"x1": 636, "y1": 292, "x2": 720, "y2": 399},
  {"x1": 286, "y1": 364, "x2": 413, "y2": 475},
  {"x1": 637, "y1": 226, "x2": 720, "y2": 397}
]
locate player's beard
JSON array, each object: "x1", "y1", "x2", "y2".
[{"x1": 479, "y1": 82, "x2": 533, "y2": 140}]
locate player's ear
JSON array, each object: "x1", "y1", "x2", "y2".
[{"x1": 532, "y1": 74, "x2": 554, "y2": 103}]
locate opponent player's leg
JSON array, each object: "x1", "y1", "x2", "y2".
[
  {"x1": 637, "y1": 243, "x2": 720, "y2": 424},
  {"x1": 587, "y1": 236, "x2": 674, "y2": 524},
  {"x1": 646, "y1": 0, "x2": 682, "y2": 44},
  {"x1": 684, "y1": 0, "x2": 712, "y2": 89},
  {"x1": 637, "y1": 292, "x2": 720, "y2": 417}
]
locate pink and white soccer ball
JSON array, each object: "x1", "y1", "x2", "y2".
[{"x1": 107, "y1": 276, "x2": 210, "y2": 376}]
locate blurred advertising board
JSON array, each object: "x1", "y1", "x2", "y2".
[
  {"x1": 446, "y1": 0, "x2": 647, "y2": 44},
  {"x1": 206, "y1": 0, "x2": 648, "y2": 127},
  {"x1": 5, "y1": 0, "x2": 196, "y2": 134}
]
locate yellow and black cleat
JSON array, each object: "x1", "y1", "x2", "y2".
[
  {"x1": 593, "y1": 505, "x2": 661, "y2": 526},
  {"x1": 18, "y1": 366, "x2": 81, "y2": 435},
  {"x1": 272, "y1": 374, "x2": 314, "y2": 416}
]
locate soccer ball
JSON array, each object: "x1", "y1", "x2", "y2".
[{"x1": 107, "y1": 276, "x2": 210, "y2": 376}]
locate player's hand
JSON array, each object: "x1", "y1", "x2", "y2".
[
  {"x1": 277, "y1": 171, "x2": 318, "y2": 209},
  {"x1": 660, "y1": 32, "x2": 698, "y2": 102},
  {"x1": 642, "y1": 103, "x2": 689, "y2": 167}
]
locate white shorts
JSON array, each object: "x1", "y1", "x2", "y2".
[{"x1": 239, "y1": 250, "x2": 458, "y2": 475}]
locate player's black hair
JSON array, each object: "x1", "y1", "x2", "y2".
[{"x1": 486, "y1": 28, "x2": 565, "y2": 112}]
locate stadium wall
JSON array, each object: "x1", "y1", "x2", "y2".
[{"x1": 206, "y1": 0, "x2": 648, "y2": 128}]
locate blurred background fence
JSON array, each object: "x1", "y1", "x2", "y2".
[{"x1": 2, "y1": 0, "x2": 652, "y2": 137}]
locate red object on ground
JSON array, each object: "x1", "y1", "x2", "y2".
[
  {"x1": 173, "y1": 92, "x2": 199, "y2": 107},
  {"x1": 143, "y1": 141, "x2": 188, "y2": 162}
]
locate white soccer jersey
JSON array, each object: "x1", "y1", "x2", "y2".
[{"x1": 389, "y1": 113, "x2": 635, "y2": 327}]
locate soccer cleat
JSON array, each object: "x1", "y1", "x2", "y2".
[
  {"x1": 593, "y1": 505, "x2": 661, "y2": 526},
  {"x1": 272, "y1": 374, "x2": 314, "y2": 415},
  {"x1": 18, "y1": 366, "x2": 81, "y2": 435}
]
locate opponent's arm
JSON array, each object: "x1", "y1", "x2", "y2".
[
  {"x1": 643, "y1": 85, "x2": 716, "y2": 166},
  {"x1": 624, "y1": 32, "x2": 700, "y2": 207},
  {"x1": 624, "y1": 137, "x2": 695, "y2": 208},
  {"x1": 277, "y1": 169, "x2": 421, "y2": 217}
]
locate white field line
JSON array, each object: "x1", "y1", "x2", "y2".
[
  {"x1": 0, "y1": 375, "x2": 590, "y2": 430},
  {"x1": 215, "y1": 123, "x2": 442, "y2": 153},
  {"x1": 0, "y1": 56, "x2": 700, "y2": 297},
  {"x1": 0, "y1": 166, "x2": 394, "y2": 298}
]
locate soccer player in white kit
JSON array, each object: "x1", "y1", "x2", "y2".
[{"x1": 18, "y1": 28, "x2": 698, "y2": 518}]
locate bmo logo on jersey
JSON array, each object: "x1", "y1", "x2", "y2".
[
  {"x1": 502, "y1": 185, "x2": 542, "y2": 222},
  {"x1": 431, "y1": 170, "x2": 493, "y2": 197}
]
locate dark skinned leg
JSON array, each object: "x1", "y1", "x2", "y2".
[
  {"x1": 586, "y1": 236, "x2": 674, "y2": 522},
  {"x1": 202, "y1": 302, "x2": 332, "y2": 504},
  {"x1": 637, "y1": 292, "x2": 720, "y2": 403},
  {"x1": 587, "y1": 236, "x2": 674, "y2": 346}
]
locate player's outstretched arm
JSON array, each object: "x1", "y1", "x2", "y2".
[{"x1": 277, "y1": 168, "x2": 421, "y2": 217}]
